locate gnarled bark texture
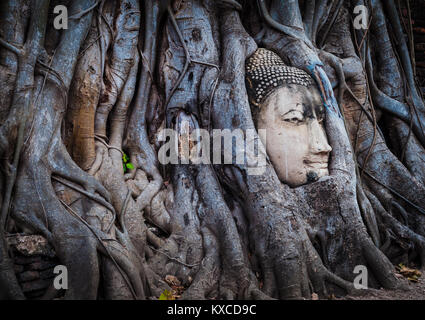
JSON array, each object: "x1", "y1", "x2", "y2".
[{"x1": 0, "y1": 0, "x2": 424, "y2": 300}]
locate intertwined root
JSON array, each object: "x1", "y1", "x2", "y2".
[{"x1": 2, "y1": 0, "x2": 425, "y2": 300}]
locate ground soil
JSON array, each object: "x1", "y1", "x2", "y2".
[{"x1": 340, "y1": 278, "x2": 425, "y2": 300}]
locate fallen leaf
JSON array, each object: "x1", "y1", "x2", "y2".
[
  {"x1": 159, "y1": 289, "x2": 174, "y2": 300},
  {"x1": 165, "y1": 275, "x2": 181, "y2": 287}
]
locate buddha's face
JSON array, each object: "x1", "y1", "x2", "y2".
[{"x1": 256, "y1": 84, "x2": 332, "y2": 187}]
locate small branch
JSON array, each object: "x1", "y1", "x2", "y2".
[
  {"x1": 218, "y1": 0, "x2": 242, "y2": 11},
  {"x1": 360, "y1": 167, "x2": 425, "y2": 216},
  {"x1": 383, "y1": 0, "x2": 424, "y2": 112},
  {"x1": 59, "y1": 198, "x2": 138, "y2": 299},
  {"x1": 148, "y1": 245, "x2": 200, "y2": 268},
  {"x1": 257, "y1": 0, "x2": 311, "y2": 47},
  {"x1": 164, "y1": 5, "x2": 221, "y2": 124},
  {"x1": 318, "y1": 0, "x2": 344, "y2": 48},
  {"x1": 78, "y1": 33, "x2": 103, "y2": 58},
  {"x1": 357, "y1": 14, "x2": 373, "y2": 53},
  {"x1": 402, "y1": 0, "x2": 416, "y2": 77},
  {"x1": 51, "y1": 175, "x2": 116, "y2": 216},
  {"x1": 311, "y1": 0, "x2": 328, "y2": 43},
  {"x1": 95, "y1": 135, "x2": 124, "y2": 156},
  {"x1": 36, "y1": 59, "x2": 67, "y2": 96},
  {"x1": 164, "y1": 4, "x2": 192, "y2": 114},
  {"x1": 116, "y1": 190, "x2": 131, "y2": 234},
  {"x1": 366, "y1": 46, "x2": 425, "y2": 146},
  {"x1": 0, "y1": 0, "x2": 50, "y2": 227},
  {"x1": 0, "y1": 37, "x2": 23, "y2": 56}
]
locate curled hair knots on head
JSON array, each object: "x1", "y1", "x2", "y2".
[{"x1": 246, "y1": 48, "x2": 314, "y2": 107}]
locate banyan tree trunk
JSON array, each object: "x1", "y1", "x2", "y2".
[{"x1": 0, "y1": 0, "x2": 424, "y2": 299}]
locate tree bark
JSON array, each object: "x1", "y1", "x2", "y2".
[{"x1": 0, "y1": 0, "x2": 424, "y2": 300}]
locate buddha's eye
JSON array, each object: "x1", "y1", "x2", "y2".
[{"x1": 282, "y1": 110, "x2": 304, "y2": 124}]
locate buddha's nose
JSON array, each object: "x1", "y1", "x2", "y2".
[{"x1": 309, "y1": 120, "x2": 332, "y2": 154}]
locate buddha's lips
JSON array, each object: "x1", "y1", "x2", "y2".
[{"x1": 303, "y1": 159, "x2": 328, "y2": 169}]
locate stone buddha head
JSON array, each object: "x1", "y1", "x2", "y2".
[{"x1": 246, "y1": 48, "x2": 332, "y2": 187}]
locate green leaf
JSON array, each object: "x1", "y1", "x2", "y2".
[
  {"x1": 122, "y1": 153, "x2": 129, "y2": 163},
  {"x1": 126, "y1": 163, "x2": 134, "y2": 170},
  {"x1": 159, "y1": 289, "x2": 173, "y2": 300},
  {"x1": 123, "y1": 164, "x2": 127, "y2": 173}
]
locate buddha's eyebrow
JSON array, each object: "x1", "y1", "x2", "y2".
[
  {"x1": 283, "y1": 108, "x2": 301, "y2": 114},
  {"x1": 283, "y1": 103, "x2": 303, "y2": 112},
  {"x1": 276, "y1": 100, "x2": 303, "y2": 112}
]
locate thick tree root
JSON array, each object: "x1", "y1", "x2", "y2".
[{"x1": 2, "y1": 0, "x2": 424, "y2": 300}]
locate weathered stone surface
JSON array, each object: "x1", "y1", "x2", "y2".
[{"x1": 7, "y1": 234, "x2": 55, "y2": 257}]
